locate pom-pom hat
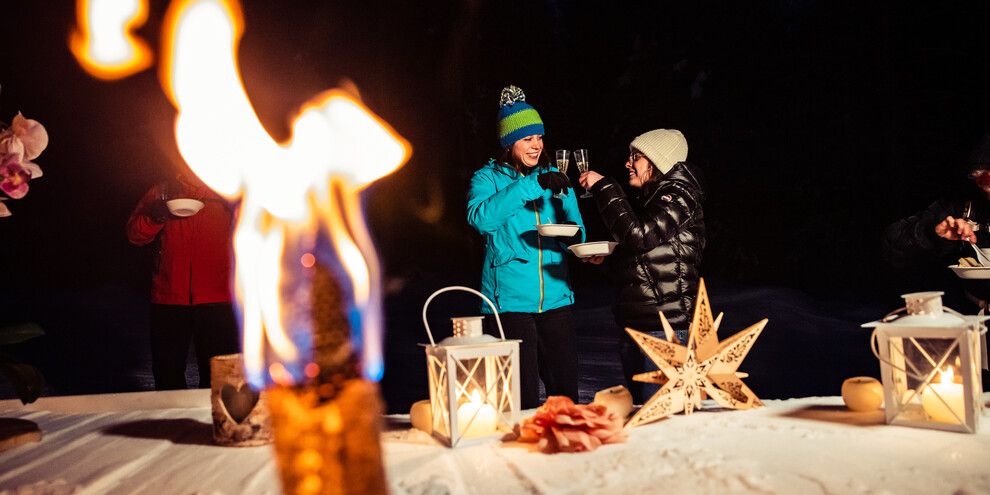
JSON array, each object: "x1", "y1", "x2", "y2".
[
  {"x1": 498, "y1": 85, "x2": 545, "y2": 148},
  {"x1": 630, "y1": 129, "x2": 688, "y2": 175}
]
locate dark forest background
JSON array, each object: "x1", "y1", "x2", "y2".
[{"x1": 3, "y1": 1, "x2": 990, "y2": 405}]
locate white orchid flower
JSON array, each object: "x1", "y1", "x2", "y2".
[{"x1": 0, "y1": 112, "x2": 49, "y2": 161}]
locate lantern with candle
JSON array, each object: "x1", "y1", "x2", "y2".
[
  {"x1": 863, "y1": 291, "x2": 987, "y2": 433},
  {"x1": 421, "y1": 286, "x2": 520, "y2": 447}
]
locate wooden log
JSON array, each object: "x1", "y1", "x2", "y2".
[
  {"x1": 310, "y1": 262, "x2": 361, "y2": 387},
  {"x1": 267, "y1": 380, "x2": 388, "y2": 495}
]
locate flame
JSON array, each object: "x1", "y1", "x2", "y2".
[
  {"x1": 938, "y1": 367, "x2": 955, "y2": 384},
  {"x1": 70, "y1": 0, "x2": 153, "y2": 79},
  {"x1": 159, "y1": 0, "x2": 409, "y2": 387}
]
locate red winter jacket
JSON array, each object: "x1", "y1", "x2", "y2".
[{"x1": 126, "y1": 176, "x2": 235, "y2": 305}]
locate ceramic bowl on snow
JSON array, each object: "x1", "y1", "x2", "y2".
[
  {"x1": 568, "y1": 241, "x2": 618, "y2": 258},
  {"x1": 167, "y1": 199, "x2": 205, "y2": 217},
  {"x1": 535, "y1": 224, "x2": 581, "y2": 237}
]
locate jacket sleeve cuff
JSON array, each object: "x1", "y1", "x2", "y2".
[{"x1": 523, "y1": 172, "x2": 545, "y2": 199}]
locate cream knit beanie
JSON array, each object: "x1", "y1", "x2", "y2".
[{"x1": 630, "y1": 129, "x2": 688, "y2": 175}]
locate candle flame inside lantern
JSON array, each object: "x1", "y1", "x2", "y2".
[
  {"x1": 69, "y1": 0, "x2": 153, "y2": 79},
  {"x1": 937, "y1": 367, "x2": 954, "y2": 384},
  {"x1": 157, "y1": 0, "x2": 410, "y2": 387}
]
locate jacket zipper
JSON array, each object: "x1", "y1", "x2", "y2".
[{"x1": 534, "y1": 202, "x2": 544, "y2": 313}]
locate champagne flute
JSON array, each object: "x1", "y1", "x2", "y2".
[
  {"x1": 552, "y1": 150, "x2": 571, "y2": 198},
  {"x1": 555, "y1": 149, "x2": 570, "y2": 174},
  {"x1": 574, "y1": 148, "x2": 592, "y2": 198}
]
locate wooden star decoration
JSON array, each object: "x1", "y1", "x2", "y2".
[{"x1": 624, "y1": 278, "x2": 768, "y2": 428}]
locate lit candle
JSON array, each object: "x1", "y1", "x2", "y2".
[
  {"x1": 456, "y1": 391, "x2": 497, "y2": 439},
  {"x1": 921, "y1": 368, "x2": 965, "y2": 423}
]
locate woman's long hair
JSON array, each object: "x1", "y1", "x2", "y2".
[
  {"x1": 632, "y1": 152, "x2": 668, "y2": 196},
  {"x1": 640, "y1": 164, "x2": 665, "y2": 195}
]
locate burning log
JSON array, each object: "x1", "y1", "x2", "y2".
[
  {"x1": 267, "y1": 381, "x2": 387, "y2": 495},
  {"x1": 311, "y1": 262, "x2": 361, "y2": 386},
  {"x1": 266, "y1": 261, "x2": 388, "y2": 494}
]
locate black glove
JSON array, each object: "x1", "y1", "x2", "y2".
[
  {"x1": 150, "y1": 199, "x2": 170, "y2": 224},
  {"x1": 537, "y1": 171, "x2": 571, "y2": 195}
]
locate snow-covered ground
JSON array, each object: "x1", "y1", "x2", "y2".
[{"x1": 2, "y1": 390, "x2": 989, "y2": 495}]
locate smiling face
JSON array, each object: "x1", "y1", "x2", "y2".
[
  {"x1": 626, "y1": 150, "x2": 653, "y2": 189},
  {"x1": 511, "y1": 134, "x2": 544, "y2": 169}
]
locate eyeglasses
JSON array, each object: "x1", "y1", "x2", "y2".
[{"x1": 628, "y1": 152, "x2": 645, "y2": 163}]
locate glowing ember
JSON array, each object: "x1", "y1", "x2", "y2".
[{"x1": 69, "y1": 0, "x2": 153, "y2": 79}]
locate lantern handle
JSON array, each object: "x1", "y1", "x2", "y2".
[
  {"x1": 422, "y1": 286, "x2": 506, "y2": 346},
  {"x1": 870, "y1": 306, "x2": 988, "y2": 380},
  {"x1": 879, "y1": 306, "x2": 908, "y2": 324}
]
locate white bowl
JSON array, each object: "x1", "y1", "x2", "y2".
[
  {"x1": 568, "y1": 241, "x2": 618, "y2": 258},
  {"x1": 167, "y1": 199, "x2": 205, "y2": 217},
  {"x1": 949, "y1": 265, "x2": 990, "y2": 279},
  {"x1": 535, "y1": 224, "x2": 581, "y2": 237}
]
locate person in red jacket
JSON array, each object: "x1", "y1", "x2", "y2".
[{"x1": 127, "y1": 169, "x2": 240, "y2": 390}]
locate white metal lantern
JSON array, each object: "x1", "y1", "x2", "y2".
[
  {"x1": 863, "y1": 291, "x2": 988, "y2": 433},
  {"x1": 421, "y1": 286, "x2": 520, "y2": 447}
]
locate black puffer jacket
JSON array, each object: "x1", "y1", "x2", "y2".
[
  {"x1": 590, "y1": 162, "x2": 706, "y2": 330},
  {"x1": 881, "y1": 186, "x2": 990, "y2": 305}
]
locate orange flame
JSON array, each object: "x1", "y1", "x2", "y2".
[
  {"x1": 156, "y1": 0, "x2": 409, "y2": 385},
  {"x1": 69, "y1": 0, "x2": 153, "y2": 79}
]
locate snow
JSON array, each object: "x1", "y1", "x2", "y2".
[
  {"x1": 1, "y1": 391, "x2": 989, "y2": 495},
  {"x1": 383, "y1": 395, "x2": 990, "y2": 495}
]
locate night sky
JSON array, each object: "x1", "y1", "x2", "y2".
[{"x1": 3, "y1": 1, "x2": 990, "y2": 401}]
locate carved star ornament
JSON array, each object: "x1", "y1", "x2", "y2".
[{"x1": 624, "y1": 278, "x2": 767, "y2": 428}]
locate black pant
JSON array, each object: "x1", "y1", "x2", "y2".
[
  {"x1": 150, "y1": 303, "x2": 241, "y2": 390},
  {"x1": 485, "y1": 306, "x2": 579, "y2": 409}
]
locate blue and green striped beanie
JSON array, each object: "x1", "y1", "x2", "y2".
[{"x1": 498, "y1": 85, "x2": 545, "y2": 148}]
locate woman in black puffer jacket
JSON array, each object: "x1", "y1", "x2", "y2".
[{"x1": 579, "y1": 128, "x2": 706, "y2": 403}]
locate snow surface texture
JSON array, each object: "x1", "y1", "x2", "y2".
[{"x1": 1, "y1": 390, "x2": 989, "y2": 494}]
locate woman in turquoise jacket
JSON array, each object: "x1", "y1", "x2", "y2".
[{"x1": 467, "y1": 85, "x2": 586, "y2": 408}]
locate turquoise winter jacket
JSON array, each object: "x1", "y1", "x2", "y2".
[{"x1": 467, "y1": 159, "x2": 586, "y2": 314}]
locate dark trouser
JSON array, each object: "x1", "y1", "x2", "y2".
[
  {"x1": 150, "y1": 303, "x2": 241, "y2": 390},
  {"x1": 619, "y1": 327, "x2": 688, "y2": 405},
  {"x1": 485, "y1": 306, "x2": 579, "y2": 409}
]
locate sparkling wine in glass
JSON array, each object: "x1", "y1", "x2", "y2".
[
  {"x1": 574, "y1": 148, "x2": 592, "y2": 198},
  {"x1": 551, "y1": 150, "x2": 572, "y2": 198},
  {"x1": 555, "y1": 149, "x2": 570, "y2": 174}
]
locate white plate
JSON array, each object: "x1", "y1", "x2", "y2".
[
  {"x1": 167, "y1": 199, "x2": 205, "y2": 217},
  {"x1": 535, "y1": 224, "x2": 581, "y2": 237},
  {"x1": 568, "y1": 241, "x2": 618, "y2": 258},
  {"x1": 949, "y1": 265, "x2": 990, "y2": 279}
]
